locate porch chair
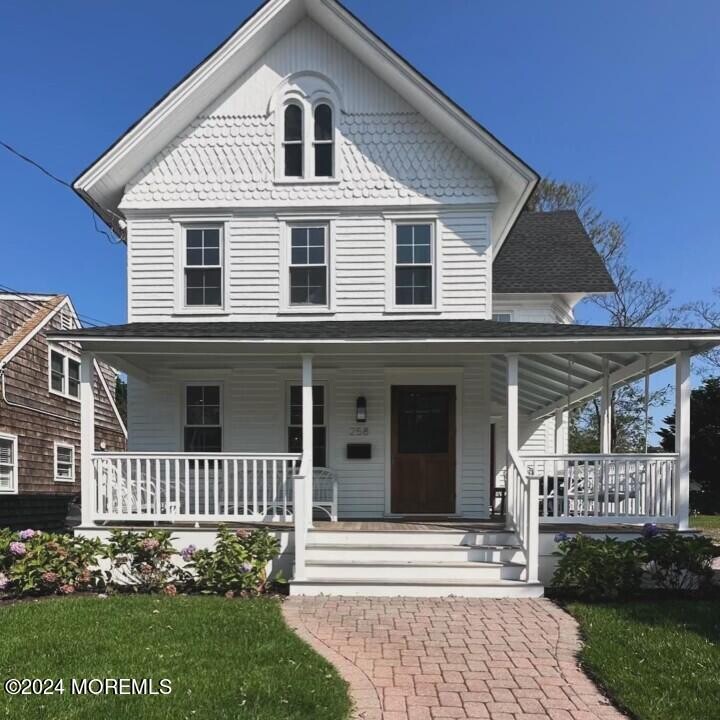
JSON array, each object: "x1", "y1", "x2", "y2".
[{"x1": 311, "y1": 467, "x2": 339, "y2": 522}]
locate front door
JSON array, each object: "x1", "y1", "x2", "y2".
[{"x1": 391, "y1": 385, "x2": 456, "y2": 514}]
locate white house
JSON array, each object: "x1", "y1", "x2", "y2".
[{"x1": 53, "y1": 0, "x2": 720, "y2": 596}]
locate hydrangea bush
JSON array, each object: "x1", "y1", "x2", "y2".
[{"x1": 185, "y1": 526, "x2": 281, "y2": 596}]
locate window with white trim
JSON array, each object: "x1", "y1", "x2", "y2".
[
  {"x1": 49, "y1": 349, "x2": 80, "y2": 400},
  {"x1": 184, "y1": 227, "x2": 223, "y2": 307},
  {"x1": 0, "y1": 434, "x2": 17, "y2": 493},
  {"x1": 394, "y1": 223, "x2": 433, "y2": 306},
  {"x1": 492, "y1": 313, "x2": 513, "y2": 322},
  {"x1": 289, "y1": 226, "x2": 328, "y2": 306},
  {"x1": 313, "y1": 104, "x2": 333, "y2": 177},
  {"x1": 54, "y1": 443, "x2": 75, "y2": 483},
  {"x1": 184, "y1": 384, "x2": 222, "y2": 452},
  {"x1": 284, "y1": 103, "x2": 303, "y2": 177},
  {"x1": 287, "y1": 385, "x2": 326, "y2": 467}
]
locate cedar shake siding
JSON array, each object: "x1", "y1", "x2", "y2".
[{"x1": 0, "y1": 296, "x2": 126, "y2": 529}]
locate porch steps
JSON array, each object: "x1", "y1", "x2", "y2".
[{"x1": 290, "y1": 527, "x2": 544, "y2": 598}]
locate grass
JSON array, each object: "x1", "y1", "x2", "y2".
[
  {"x1": 691, "y1": 514, "x2": 720, "y2": 542},
  {"x1": 0, "y1": 596, "x2": 351, "y2": 720},
  {"x1": 569, "y1": 601, "x2": 720, "y2": 720}
]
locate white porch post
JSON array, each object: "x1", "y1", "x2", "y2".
[
  {"x1": 600, "y1": 357, "x2": 612, "y2": 453},
  {"x1": 675, "y1": 351, "x2": 691, "y2": 529},
  {"x1": 506, "y1": 354, "x2": 519, "y2": 530},
  {"x1": 554, "y1": 408, "x2": 566, "y2": 453},
  {"x1": 80, "y1": 351, "x2": 95, "y2": 527},
  {"x1": 302, "y1": 354, "x2": 314, "y2": 528}
]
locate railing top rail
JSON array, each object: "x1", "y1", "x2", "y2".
[
  {"x1": 520, "y1": 453, "x2": 678, "y2": 460},
  {"x1": 92, "y1": 452, "x2": 302, "y2": 460}
]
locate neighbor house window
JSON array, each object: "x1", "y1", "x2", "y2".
[
  {"x1": 287, "y1": 385, "x2": 326, "y2": 467},
  {"x1": 54, "y1": 443, "x2": 75, "y2": 483},
  {"x1": 0, "y1": 434, "x2": 17, "y2": 493},
  {"x1": 284, "y1": 104, "x2": 303, "y2": 177},
  {"x1": 395, "y1": 223, "x2": 433, "y2": 305},
  {"x1": 289, "y1": 226, "x2": 328, "y2": 306},
  {"x1": 313, "y1": 104, "x2": 333, "y2": 177},
  {"x1": 184, "y1": 385, "x2": 222, "y2": 452},
  {"x1": 492, "y1": 313, "x2": 512, "y2": 322},
  {"x1": 184, "y1": 227, "x2": 222, "y2": 307},
  {"x1": 49, "y1": 349, "x2": 80, "y2": 400}
]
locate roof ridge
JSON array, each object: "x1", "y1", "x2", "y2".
[{"x1": 0, "y1": 296, "x2": 64, "y2": 363}]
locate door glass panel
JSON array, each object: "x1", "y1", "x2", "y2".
[{"x1": 397, "y1": 389, "x2": 449, "y2": 454}]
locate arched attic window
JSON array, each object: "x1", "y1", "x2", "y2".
[
  {"x1": 284, "y1": 103, "x2": 303, "y2": 177},
  {"x1": 313, "y1": 103, "x2": 333, "y2": 177}
]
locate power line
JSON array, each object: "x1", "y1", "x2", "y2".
[{"x1": 0, "y1": 139, "x2": 124, "y2": 244}]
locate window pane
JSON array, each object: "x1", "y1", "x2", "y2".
[
  {"x1": 185, "y1": 268, "x2": 221, "y2": 306},
  {"x1": 203, "y1": 247, "x2": 220, "y2": 266},
  {"x1": 57, "y1": 447, "x2": 73, "y2": 464},
  {"x1": 186, "y1": 406, "x2": 204, "y2": 425},
  {"x1": 284, "y1": 104, "x2": 302, "y2": 141},
  {"x1": 186, "y1": 248, "x2": 203, "y2": 266},
  {"x1": 186, "y1": 229, "x2": 203, "y2": 247},
  {"x1": 290, "y1": 267, "x2": 327, "y2": 305},
  {"x1": 396, "y1": 243, "x2": 413, "y2": 264},
  {"x1": 314, "y1": 143, "x2": 333, "y2": 177},
  {"x1": 285, "y1": 144, "x2": 302, "y2": 177},
  {"x1": 413, "y1": 224, "x2": 431, "y2": 245},
  {"x1": 396, "y1": 225, "x2": 413, "y2": 245},
  {"x1": 0, "y1": 439, "x2": 13, "y2": 465},
  {"x1": 51, "y1": 351, "x2": 64, "y2": 392},
  {"x1": 184, "y1": 427, "x2": 222, "y2": 453},
  {"x1": 291, "y1": 229, "x2": 309, "y2": 265},
  {"x1": 314, "y1": 104, "x2": 332, "y2": 141},
  {"x1": 308, "y1": 242, "x2": 325, "y2": 265},
  {"x1": 308, "y1": 227, "x2": 324, "y2": 246},
  {"x1": 396, "y1": 266, "x2": 432, "y2": 305},
  {"x1": 68, "y1": 360, "x2": 80, "y2": 381}
]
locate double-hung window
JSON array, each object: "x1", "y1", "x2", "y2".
[
  {"x1": 49, "y1": 349, "x2": 80, "y2": 400},
  {"x1": 287, "y1": 385, "x2": 326, "y2": 467},
  {"x1": 284, "y1": 104, "x2": 303, "y2": 177},
  {"x1": 313, "y1": 104, "x2": 333, "y2": 177},
  {"x1": 184, "y1": 227, "x2": 223, "y2": 308},
  {"x1": 184, "y1": 385, "x2": 222, "y2": 452},
  {"x1": 395, "y1": 223, "x2": 433, "y2": 306},
  {"x1": 289, "y1": 226, "x2": 328, "y2": 306},
  {"x1": 0, "y1": 434, "x2": 17, "y2": 493},
  {"x1": 54, "y1": 443, "x2": 75, "y2": 483}
]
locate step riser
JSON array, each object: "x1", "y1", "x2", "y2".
[
  {"x1": 290, "y1": 583, "x2": 544, "y2": 598},
  {"x1": 305, "y1": 547, "x2": 524, "y2": 564},
  {"x1": 307, "y1": 531, "x2": 515, "y2": 546},
  {"x1": 305, "y1": 564, "x2": 523, "y2": 581}
]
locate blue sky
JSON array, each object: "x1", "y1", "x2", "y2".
[{"x1": 1, "y1": 2, "x2": 718, "y2": 329}]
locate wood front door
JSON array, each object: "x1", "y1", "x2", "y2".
[{"x1": 391, "y1": 385, "x2": 456, "y2": 514}]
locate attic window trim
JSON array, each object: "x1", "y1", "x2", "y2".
[
  {"x1": 275, "y1": 95, "x2": 340, "y2": 184},
  {"x1": 48, "y1": 347, "x2": 81, "y2": 402}
]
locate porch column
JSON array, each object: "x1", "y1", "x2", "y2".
[
  {"x1": 302, "y1": 354, "x2": 314, "y2": 529},
  {"x1": 675, "y1": 351, "x2": 691, "y2": 529},
  {"x1": 600, "y1": 357, "x2": 612, "y2": 453},
  {"x1": 80, "y1": 351, "x2": 95, "y2": 527},
  {"x1": 554, "y1": 408, "x2": 566, "y2": 453},
  {"x1": 505, "y1": 354, "x2": 519, "y2": 530}
]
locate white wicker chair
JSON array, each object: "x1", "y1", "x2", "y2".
[{"x1": 312, "y1": 467, "x2": 338, "y2": 522}]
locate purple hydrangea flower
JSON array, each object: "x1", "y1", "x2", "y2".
[
  {"x1": 19, "y1": 529, "x2": 36, "y2": 541},
  {"x1": 180, "y1": 545, "x2": 197, "y2": 562},
  {"x1": 0, "y1": 573, "x2": 9, "y2": 591},
  {"x1": 554, "y1": 532, "x2": 571, "y2": 543},
  {"x1": 9, "y1": 542, "x2": 26, "y2": 557},
  {"x1": 241, "y1": 561, "x2": 253, "y2": 574},
  {"x1": 641, "y1": 523, "x2": 660, "y2": 539}
]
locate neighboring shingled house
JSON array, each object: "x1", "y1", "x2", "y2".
[{"x1": 0, "y1": 293, "x2": 127, "y2": 529}]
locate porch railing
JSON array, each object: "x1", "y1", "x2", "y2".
[
  {"x1": 521, "y1": 453, "x2": 678, "y2": 524},
  {"x1": 506, "y1": 450, "x2": 539, "y2": 583},
  {"x1": 92, "y1": 452, "x2": 302, "y2": 523}
]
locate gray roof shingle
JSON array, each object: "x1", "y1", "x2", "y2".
[{"x1": 493, "y1": 210, "x2": 616, "y2": 294}]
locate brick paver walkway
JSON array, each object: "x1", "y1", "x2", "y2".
[{"x1": 283, "y1": 597, "x2": 626, "y2": 720}]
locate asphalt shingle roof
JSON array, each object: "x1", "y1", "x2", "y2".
[{"x1": 493, "y1": 210, "x2": 616, "y2": 294}]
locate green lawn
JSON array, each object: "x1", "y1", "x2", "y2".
[
  {"x1": 691, "y1": 514, "x2": 720, "y2": 542},
  {"x1": 570, "y1": 601, "x2": 720, "y2": 720},
  {"x1": 0, "y1": 596, "x2": 351, "y2": 720}
]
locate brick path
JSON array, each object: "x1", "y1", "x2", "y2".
[{"x1": 283, "y1": 597, "x2": 626, "y2": 720}]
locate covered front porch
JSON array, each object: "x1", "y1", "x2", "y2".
[{"x1": 55, "y1": 319, "x2": 720, "y2": 593}]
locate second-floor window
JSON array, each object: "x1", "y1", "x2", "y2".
[
  {"x1": 284, "y1": 104, "x2": 303, "y2": 177},
  {"x1": 49, "y1": 349, "x2": 80, "y2": 400},
  {"x1": 313, "y1": 104, "x2": 333, "y2": 177},
  {"x1": 184, "y1": 227, "x2": 222, "y2": 307},
  {"x1": 289, "y1": 226, "x2": 328, "y2": 306},
  {"x1": 395, "y1": 223, "x2": 433, "y2": 306}
]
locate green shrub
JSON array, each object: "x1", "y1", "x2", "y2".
[
  {"x1": 0, "y1": 528, "x2": 103, "y2": 596},
  {"x1": 551, "y1": 533, "x2": 644, "y2": 601},
  {"x1": 641, "y1": 530, "x2": 718, "y2": 591},
  {"x1": 104, "y1": 529, "x2": 188, "y2": 594},
  {"x1": 185, "y1": 526, "x2": 281, "y2": 596}
]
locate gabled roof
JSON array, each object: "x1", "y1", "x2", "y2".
[
  {"x1": 492, "y1": 210, "x2": 616, "y2": 295},
  {"x1": 74, "y1": 0, "x2": 538, "y2": 246},
  {"x1": 0, "y1": 295, "x2": 67, "y2": 364}
]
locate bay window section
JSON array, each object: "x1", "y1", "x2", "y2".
[
  {"x1": 184, "y1": 227, "x2": 222, "y2": 308},
  {"x1": 395, "y1": 223, "x2": 433, "y2": 306},
  {"x1": 289, "y1": 226, "x2": 328, "y2": 306},
  {"x1": 184, "y1": 385, "x2": 222, "y2": 453}
]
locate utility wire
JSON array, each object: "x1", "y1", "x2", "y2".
[{"x1": 0, "y1": 139, "x2": 124, "y2": 244}]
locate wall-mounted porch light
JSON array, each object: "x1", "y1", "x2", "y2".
[{"x1": 355, "y1": 396, "x2": 367, "y2": 422}]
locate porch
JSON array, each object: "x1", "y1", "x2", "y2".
[{"x1": 53, "y1": 318, "x2": 720, "y2": 595}]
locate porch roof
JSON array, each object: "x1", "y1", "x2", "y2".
[{"x1": 52, "y1": 319, "x2": 720, "y2": 420}]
